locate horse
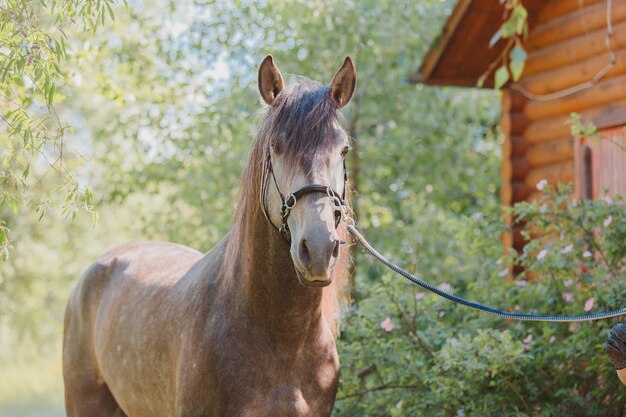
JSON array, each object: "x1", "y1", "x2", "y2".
[{"x1": 62, "y1": 55, "x2": 357, "y2": 417}]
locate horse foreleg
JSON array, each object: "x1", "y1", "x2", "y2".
[
  {"x1": 63, "y1": 328, "x2": 128, "y2": 417},
  {"x1": 64, "y1": 378, "x2": 128, "y2": 417},
  {"x1": 63, "y1": 263, "x2": 128, "y2": 417}
]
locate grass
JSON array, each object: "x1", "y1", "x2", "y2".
[{"x1": 0, "y1": 344, "x2": 65, "y2": 417}]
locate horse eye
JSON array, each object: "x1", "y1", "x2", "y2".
[
  {"x1": 271, "y1": 141, "x2": 283, "y2": 154},
  {"x1": 341, "y1": 146, "x2": 350, "y2": 157}
]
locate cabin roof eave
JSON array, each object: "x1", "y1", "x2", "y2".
[{"x1": 414, "y1": 0, "x2": 548, "y2": 88}]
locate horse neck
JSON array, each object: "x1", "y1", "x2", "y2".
[{"x1": 223, "y1": 204, "x2": 325, "y2": 339}]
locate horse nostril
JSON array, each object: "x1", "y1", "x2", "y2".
[
  {"x1": 299, "y1": 239, "x2": 311, "y2": 268},
  {"x1": 332, "y1": 239, "x2": 340, "y2": 259}
]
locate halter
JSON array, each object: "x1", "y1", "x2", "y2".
[{"x1": 261, "y1": 153, "x2": 348, "y2": 239}]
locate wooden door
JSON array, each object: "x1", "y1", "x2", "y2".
[{"x1": 575, "y1": 126, "x2": 626, "y2": 199}]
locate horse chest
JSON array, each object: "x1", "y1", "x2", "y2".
[{"x1": 176, "y1": 324, "x2": 340, "y2": 417}]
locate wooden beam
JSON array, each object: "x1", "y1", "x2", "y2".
[
  {"x1": 525, "y1": 74, "x2": 626, "y2": 120},
  {"x1": 512, "y1": 224, "x2": 526, "y2": 249},
  {"x1": 520, "y1": 48, "x2": 626, "y2": 96},
  {"x1": 525, "y1": 97, "x2": 626, "y2": 144},
  {"x1": 413, "y1": 0, "x2": 473, "y2": 84},
  {"x1": 511, "y1": 134, "x2": 530, "y2": 157},
  {"x1": 525, "y1": 161, "x2": 575, "y2": 189},
  {"x1": 511, "y1": 157, "x2": 531, "y2": 180},
  {"x1": 524, "y1": 21, "x2": 626, "y2": 77},
  {"x1": 509, "y1": 89, "x2": 527, "y2": 110},
  {"x1": 526, "y1": 138, "x2": 574, "y2": 168},
  {"x1": 512, "y1": 181, "x2": 531, "y2": 202},
  {"x1": 501, "y1": 70, "x2": 532, "y2": 255},
  {"x1": 501, "y1": 90, "x2": 514, "y2": 208},
  {"x1": 592, "y1": 106, "x2": 626, "y2": 129},
  {"x1": 537, "y1": 0, "x2": 605, "y2": 23},
  {"x1": 510, "y1": 112, "x2": 527, "y2": 134},
  {"x1": 503, "y1": 135, "x2": 530, "y2": 160},
  {"x1": 501, "y1": 157, "x2": 531, "y2": 188},
  {"x1": 527, "y1": 1, "x2": 626, "y2": 51}
]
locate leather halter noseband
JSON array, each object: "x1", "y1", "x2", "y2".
[{"x1": 261, "y1": 154, "x2": 348, "y2": 238}]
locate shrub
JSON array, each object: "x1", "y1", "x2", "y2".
[{"x1": 336, "y1": 185, "x2": 626, "y2": 416}]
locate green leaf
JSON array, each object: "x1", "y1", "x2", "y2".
[
  {"x1": 23, "y1": 129, "x2": 31, "y2": 147},
  {"x1": 33, "y1": 66, "x2": 42, "y2": 81},
  {"x1": 477, "y1": 73, "x2": 487, "y2": 88},
  {"x1": 106, "y1": 2, "x2": 115, "y2": 21},
  {"x1": 509, "y1": 45, "x2": 527, "y2": 81},
  {"x1": 85, "y1": 186, "x2": 94, "y2": 206},
  {"x1": 514, "y1": 5, "x2": 528, "y2": 35},
  {"x1": 489, "y1": 29, "x2": 502, "y2": 48},
  {"x1": 16, "y1": 57, "x2": 25, "y2": 72},
  {"x1": 47, "y1": 83, "x2": 56, "y2": 105},
  {"x1": 494, "y1": 65, "x2": 510, "y2": 89},
  {"x1": 500, "y1": 19, "x2": 516, "y2": 38}
]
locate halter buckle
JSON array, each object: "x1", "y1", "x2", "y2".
[{"x1": 284, "y1": 193, "x2": 297, "y2": 209}]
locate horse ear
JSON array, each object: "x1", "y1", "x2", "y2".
[
  {"x1": 258, "y1": 55, "x2": 285, "y2": 105},
  {"x1": 330, "y1": 57, "x2": 356, "y2": 108}
]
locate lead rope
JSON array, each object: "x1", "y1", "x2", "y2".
[{"x1": 336, "y1": 206, "x2": 626, "y2": 322}]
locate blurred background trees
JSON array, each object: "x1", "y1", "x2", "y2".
[{"x1": 1, "y1": 0, "x2": 624, "y2": 416}]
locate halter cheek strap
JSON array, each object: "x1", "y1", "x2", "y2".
[{"x1": 262, "y1": 156, "x2": 348, "y2": 239}]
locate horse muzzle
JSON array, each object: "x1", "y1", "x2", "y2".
[
  {"x1": 291, "y1": 232, "x2": 340, "y2": 288},
  {"x1": 295, "y1": 269, "x2": 333, "y2": 288}
]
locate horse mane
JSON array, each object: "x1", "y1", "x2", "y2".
[{"x1": 225, "y1": 80, "x2": 352, "y2": 334}]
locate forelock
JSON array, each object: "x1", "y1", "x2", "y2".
[{"x1": 257, "y1": 81, "x2": 344, "y2": 165}]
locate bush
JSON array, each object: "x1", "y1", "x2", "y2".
[{"x1": 336, "y1": 185, "x2": 626, "y2": 416}]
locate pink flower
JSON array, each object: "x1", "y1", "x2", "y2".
[
  {"x1": 439, "y1": 283, "x2": 451, "y2": 292},
  {"x1": 537, "y1": 249, "x2": 548, "y2": 260},
  {"x1": 415, "y1": 292, "x2": 426, "y2": 301},
  {"x1": 603, "y1": 216, "x2": 613, "y2": 228},
  {"x1": 516, "y1": 279, "x2": 528, "y2": 287},
  {"x1": 536, "y1": 179, "x2": 548, "y2": 191},
  {"x1": 549, "y1": 335, "x2": 556, "y2": 344},
  {"x1": 564, "y1": 279, "x2": 573, "y2": 287},
  {"x1": 561, "y1": 244, "x2": 573, "y2": 254},
  {"x1": 584, "y1": 297, "x2": 595, "y2": 312},
  {"x1": 562, "y1": 292, "x2": 573, "y2": 302},
  {"x1": 380, "y1": 317, "x2": 394, "y2": 332},
  {"x1": 523, "y1": 334, "x2": 533, "y2": 344},
  {"x1": 582, "y1": 251, "x2": 593, "y2": 258}
]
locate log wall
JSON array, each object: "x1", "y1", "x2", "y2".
[{"x1": 502, "y1": 0, "x2": 626, "y2": 254}]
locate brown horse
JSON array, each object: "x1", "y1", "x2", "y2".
[{"x1": 63, "y1": 55, "x2": 356, "y2": 417}]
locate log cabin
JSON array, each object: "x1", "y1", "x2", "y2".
[{"x1": 413, "y1": 0, "x2": 626, "y2": 255}]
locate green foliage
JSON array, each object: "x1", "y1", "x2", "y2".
[
  {"x1": 568, "y1": 112, "x2": 626, "y2": 152},
  {"x1": 508, "y1": 45, "x2": 527, "y2": 81},
  {"x1": 337, "y1": 183, "x2": 625, "y2": 416},
  {"x1": 494, "y1": 65, "x2": 510, "y2": 90},
  {"x1": 514, "y1": 183, "x2": 625, "y2": 289},
  {"x1": 568, "y1": 112, "x2": 600, "y2": 139},
  {"x1": 480, "y1": 0, "x2": 528, "y2": 88},
  {"x1": 0, "y1": 0, "x2": 121, "y2": 258}
]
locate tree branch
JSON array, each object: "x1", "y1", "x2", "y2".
[{"x1": 336, "y1": 383, "x2": 421, "y2": 401}]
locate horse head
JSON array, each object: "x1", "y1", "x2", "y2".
[{"x1": 257, "y1": 55, "x2": 356, "y2": 288}]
